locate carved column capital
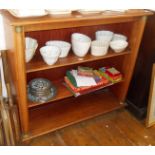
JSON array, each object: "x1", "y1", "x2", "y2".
[{"x1": 15, "y1": 26, "x2": 23, "y2": 33}]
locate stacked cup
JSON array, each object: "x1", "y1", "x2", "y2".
[
  {"x1": 91, "y1": 30, "x2": 113, "y2": 56},
  {"x1": 40, "y1": 40, "x2": 71, "y2": 65},
  {"x1": 45, "y1": 41, "x2": 71, "y2": 58}
]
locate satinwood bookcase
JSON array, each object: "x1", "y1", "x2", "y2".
[{"x1": 0, "y1": 9, "x2": 152, "y2": 141}]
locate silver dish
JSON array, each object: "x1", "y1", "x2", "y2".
[{"x1": 27, "y1": 78, "x2": 56, "y2": 103}]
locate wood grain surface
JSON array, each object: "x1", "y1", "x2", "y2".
[{"x1": 21, "y1": 109, "x2": 155, "y2": 146}]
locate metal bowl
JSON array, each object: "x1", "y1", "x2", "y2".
[{"x1": 27, "y1": 78, "x2": 57, "y2": 103}]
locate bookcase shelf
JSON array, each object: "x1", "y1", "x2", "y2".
[
  {"x1": 28, "y1": 80, "x2": 72, "y2": 108},
  {"x1": 26, "y1": 90, "x2": 123, "y2": 141},
  {"x1": 26, "y1": 50, "x2": 130, "y2": 73},
  {"x1": 28, "y1": 79, "x2": 124, "y2": 109}
]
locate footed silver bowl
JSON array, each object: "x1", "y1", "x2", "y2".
[{"x1": 28, "y1": 78, "x2": 56, "y2": 103}]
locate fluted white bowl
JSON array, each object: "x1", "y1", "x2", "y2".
[
  {"x1": 95, "y1": 30, "x2": 114, "y2": 44},
  {"x1": 46, "y1": 41, "x2": 71, "y2": 58},
  {"x1": 40, "y1": 46, "x2": 61, "y2": 65},
  {"x1": 91, "y1": 40, "x2": 109, "y2": 56},
  {"x1": 25, "y1": 37, "x2": 38, "y2": 63},
  {"x1": 112, "y1": 34, "x2": 127, "y2": 41},
  {"x1": 71, "y1": 33, "x2": 91, "y2": 57},
  {"x1": 110, "y1": 40, "x2": 128, "y2": 53}
]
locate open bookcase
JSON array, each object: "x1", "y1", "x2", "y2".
[{"x1": 1, "y1": 10, "x2": 152, "y2": 141}]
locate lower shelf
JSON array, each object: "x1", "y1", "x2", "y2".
[{"x1": 23, "y1": 90, "x2": 124, "y2": 141}]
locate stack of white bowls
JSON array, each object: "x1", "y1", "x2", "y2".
[
  {"x1": 95, "y1": 30, "x2": 114, "y2": 44},
  {"x1": 25, "y1": 37, "x2": 38, "y2": 63},
  {"x1": 110, "y1": 33, "x2": 128, "y2": 53},
  {"x1": 46, "y1": 40, "x2": 71, "y2": 58},
  {"x1": 40, "y1": 46, "x2": 61, "y2": 65},
  {"x1": 90, "y1": 30, "x2": 113, "y2": 57},
  {"x1": 71, "y1": 33, "x2": 91, "y2": 57}
]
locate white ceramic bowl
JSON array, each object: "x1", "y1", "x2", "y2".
[
  {"x1": 91, "y1": 40, "x2": 109, "y2": 56},
  {"x1": 40, "y1": 46, "x2": 61, "y2": 65},
  {"x1": 110, "y1": 40, "x2": 128, "y2": 53},
  {"x1": 95, "y1": 30, "x2": 114, "y2": 44},
  {"x1": 46, "y1": 41, "x2": 71, "y2": 58},
  {"x1": 112, "y1": 34, "x2": 127, "y2": 41},
  {"x1": 25, "y1": 37, "x2": 38, "y2": 63},
  {"x1": 71, "y1": 33, "x2": 91, "y2": 57}
]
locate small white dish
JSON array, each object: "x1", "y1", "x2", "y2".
[
  {"x1": 46, "y1": 10, "x2": 72, "y2": 15},
  {"x1": 110, "y1": 40, "x2": 128, "y2": 53},
  {"x1": 102, "y1": 10, "x2": 126, "y2": 15},
  {"x1": 40, "y1": 46, "x2": 61, "y2": 65},
  {"x1": 8, "y1": 9, "x2": 47, "y2": 18},
  {"x1": 91, "y1": 40, "x2": 109, "y2": 56},
  {"x1": 71, "y1": 33, "x2": 91, "y2": 57},
  {"x1": 46, "y1": 40, "x2": 71, "y2": 58},
  {"x1": 77, "y1": 10, "x2": 102, "y2": 15}
]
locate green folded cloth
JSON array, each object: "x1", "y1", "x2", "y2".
[{"x1": 66, "y1": 71, "x2": 77, "y2": 87}]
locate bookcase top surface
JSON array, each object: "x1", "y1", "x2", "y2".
[{"x1": 0, "y1": 10, "x2": 153, "y2": 27}]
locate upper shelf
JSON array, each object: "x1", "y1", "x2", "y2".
[
  {"x1": 0, "y1": 10, "x2": 153, "y2": 32},
  {"x1": 26, "y1": 49, "x2": 130, "y2": 73}
]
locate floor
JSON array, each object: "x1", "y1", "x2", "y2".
[{"x1": 22, "y1": 109, "x2": 155, "y2": 146}]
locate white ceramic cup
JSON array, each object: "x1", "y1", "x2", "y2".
[
  {"x1": 40, "y1": 46, "x2": 61, "y2": 65},
  {"x1": 71, "y1": 33, "x2": 91, "y2": 57}
]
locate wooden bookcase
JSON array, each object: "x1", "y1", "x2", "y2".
[{"x1": 0, "y1": 10, "x2": 152, "y2": 141}]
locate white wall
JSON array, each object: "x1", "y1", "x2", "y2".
[
  {"x1": 0, "y1": 14, "x2": 6, "y2": 49},
  {"x1": 0, "y1": 14, "x2": 7, "y2": 97}
]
